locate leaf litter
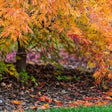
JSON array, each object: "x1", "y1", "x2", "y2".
[{"x1": 1, "y1": 50, "x2": 112, "y2": 111}]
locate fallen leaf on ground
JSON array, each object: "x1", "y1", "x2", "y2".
[
  {"x1": 11, "y1": 100, "x2": 23, "y2": 105},
  {"x1": 74, "y1": 92, "x2": 81, "y2": 96},
  {"x1": 84, "y1": 96, "x2": 92, "y2": 101},
  {"x1": 96, "y1": 100, "x2": 109, "y2": 106},
  {"x1": 30, "y1": 94, "x2": 36, "y2": 98},
  {"x1": 38, "y1": 91, "x2": 41, "y2": 95},
  {"x1": 30, "y1": 105, "x2": 38, "y2": 109},
  {"x1": 73, "y1": 100, "x2": 84, "y2": 106},
  {"x1": 60, "y1": 83, "x2": 66, "y2": 86},
  {"x1": 84, "y1": 101, "x2": 94, "y2": 107},
  {"x1": 36, "y1": 95, "x2": 52, "y2": 103},
  {"x1": 55, "y1": 100, "x2": 63, "y2": 106},
  {"x1": 40, "y1": 104, "x2": 50, "y2": 109},
  {"x1": 21, "y1": 87, "x2": 25, "y2": 90},
  {"x1": 45, "y1": 97, "x2": 52, "y2": 103},
  {"x1": 105, "y1": 96, "x2": 112, "y2": 100},
  {"x1": 14, "y1": 105, "x2": 24, "y2": 112},
  {"x1": 105, "y1": 91, "x2": 112, "y2": 96},
  {"x1": 97, "y1": 90, "x2": 102, "y2": 93},
  {"x1": 67, "y1": 101, "x2": 74, "y2": 106}
]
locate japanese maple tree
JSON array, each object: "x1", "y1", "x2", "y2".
[
  {"x1": 0, "y1": 0, "x2": 112, "y2": 88},
  {"x1": 73, "y1": 0, "x2": 112, "y2": 87},
  {"x1": 0, "y1": 0, "x2": 83, "y2": 74}
]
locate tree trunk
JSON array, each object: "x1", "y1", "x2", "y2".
[{"x1": 16, "y1": 40, "x2": 26, "y2": 73}]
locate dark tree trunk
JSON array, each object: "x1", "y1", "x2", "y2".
[
  {"x1": 16, "y1": 40, "x2": 26, "y2": 73},
  {"x1": 28, "y1": 0, "x2": 31, "y2": 4}
]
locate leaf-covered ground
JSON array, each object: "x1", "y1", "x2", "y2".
[{"x1": 0, "y1": 50, "x2": 112, "y2": 111}]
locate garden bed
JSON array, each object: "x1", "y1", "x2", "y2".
[
  {"x1": 0, "y1": 63, "x2": 112, "y2": 111},
  {"x1": 0, "y1": 50, "x2": 112, "y2": 111}
]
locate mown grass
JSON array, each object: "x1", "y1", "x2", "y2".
[{"x1": 26, "y1": 105, "x2": 112, "y2": 112}]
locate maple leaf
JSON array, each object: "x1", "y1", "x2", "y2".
[
  {"x1": 96, "y1": 101, "x2": 105, "y2": 106},
  {"x1": 30, "y1": 105, "x2": 38, "y2": 109},
  {"x1": 105, "y1": 96, "x2": 112, "y2": 100},
  {"x1": 73, "y1": 100, "x2": 84, "y2": 106},
  {"x1": 14, "y1": 105, "x2": 24, "y2": 112},
  {"x1": 84, "y1": 101, "x2": 94, "y2": 107},
  {"x1": 55, "y1": 100, "x2": 63, "y2": 106},
  {"x1": 108, "y1": 73, "x2": 112, "y2": 80},
  {"x1": 36, "y1": 96, "x2": 45, "y2": 101},
  {"x1": 67, "y1": 101, "x2": 74, "y2": 106},
  {"x1": 36, "y1": 95, "x2": 52, "y2": 103},
  {"x1": 11, "y1": 100, "x2": 23, "y2": 105},
  {"x1": 45, "y1": 97, "x2": 52, "y2": 103},
  {"x1": 105, "y1": 91, "x2": 112, "y2": 96},
  {"x1": 30, "y1": 94, "x2": 36, "y2": 98},
  {"x1": 40, "y1": 104, "x2": 50, "y2": 109}
]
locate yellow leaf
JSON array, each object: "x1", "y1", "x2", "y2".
[
  {"x1": 9, "y1": 72, "x2": 14, "y2": 75},
  {"x1": 108, "y1": 74, "x2": 112, "y2": 80},
  {"x1": 104, "y1": 52, "x2": 110, "y2": 55},
  {"x1": 43, "y1": 104, "x2": 49, "y2": 108}
]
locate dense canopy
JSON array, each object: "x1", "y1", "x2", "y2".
[{"x1": 0, "y1": 0, "x2": 112, "y2": 85}]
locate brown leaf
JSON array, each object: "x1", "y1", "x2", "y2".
[{"x1": 1, "y1": 82, "x2": 6, "y2": 87}]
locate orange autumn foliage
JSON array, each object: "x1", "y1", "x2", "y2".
[{"x1": 0, "y1": 0, "x2": 112, "y2": 86}]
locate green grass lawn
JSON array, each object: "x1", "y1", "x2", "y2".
[{"x1": 26, "y1": 106, "x2": 112, "y2": 112}]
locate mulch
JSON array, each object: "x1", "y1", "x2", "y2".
[
  {"x1": 0, "y1": 50, "x2": 112, "y2": 111},
  {"x1": 0, "y1": 63, "x2": 112, "y2": 111}
]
